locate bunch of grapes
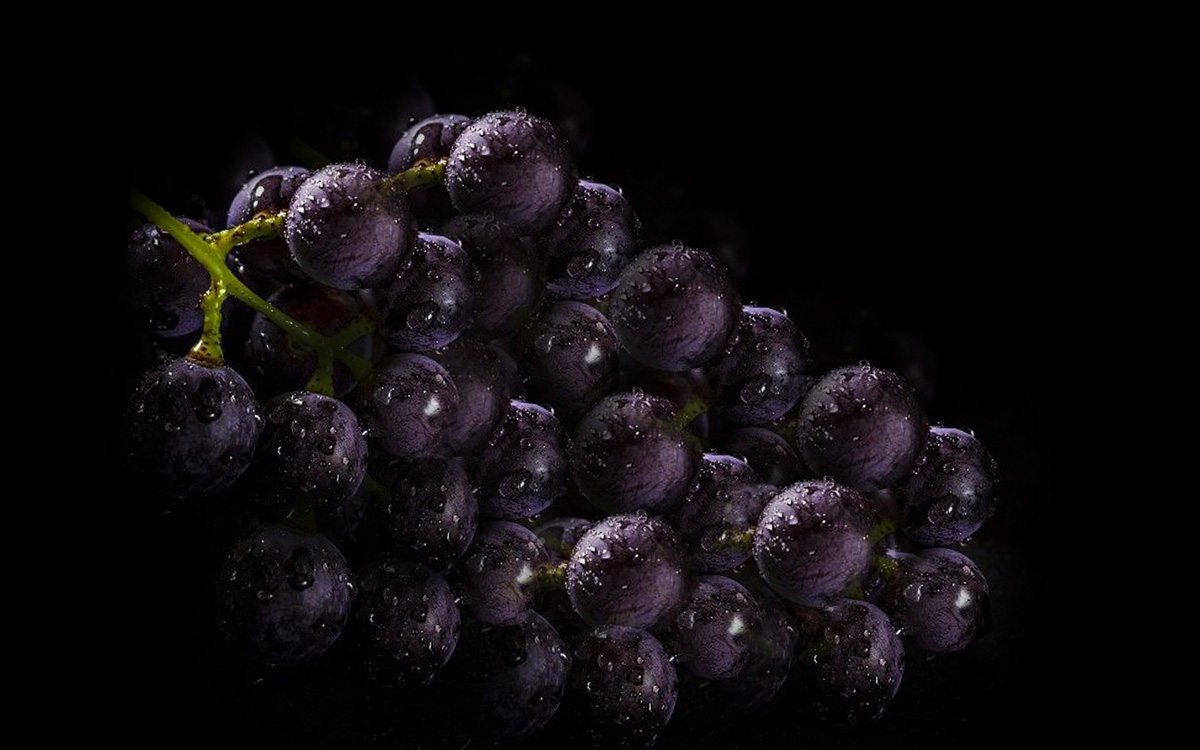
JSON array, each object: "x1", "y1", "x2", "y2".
[{"x1": 122, "y1": 105, "x2": 999, "y2": 748}]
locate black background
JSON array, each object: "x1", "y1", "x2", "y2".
[{"x1": 101, "y1": 42, "x2": 1064, "y2": 749}]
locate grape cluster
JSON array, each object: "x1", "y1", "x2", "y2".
[{"x1": 123, "y1": 104, "x2": 1000, "y2": 748}]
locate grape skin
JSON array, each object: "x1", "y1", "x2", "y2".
[
  {"x1": 124, "y1": 356, "x2": 262, "y2": 498},
  {"x1": 285, "y1": 161, "x2": 414, "y2": 290},
  {"x1": 568, "y1": 625, "x2": 678, "y2": 747},
  {"x1": 247, "y1": 390, "x2": 367, "y2": 520},
  {"x1": 568, "y1": 390, "x2": 699, "y2": 515},
  {"x1": 667, "y1": 574, "x2": 764, "y2": 681},
  {"x1": 124, "y1": 218, "x2": 212, "y2": 338},
  {"x1": 355, "y1": 352, "x2": 459, "y2": 460},
  {"x1": 898, "y1": 426, "x2": 997, "y2": 545},
  {"x1": 373, "y1": 230, "x2": 478, "y2": 352},
  {"x1": 445, "y1": 109, "x2": 578, "y2": 235},
  {"x1": 607, "y1": 243, "x2": 741, "y2": 372},
  {"x1": 753, "y1": 478, "x2": 880, "y2": 605},
  {"x1": 566, "y1": 513, "x2": 689, "y2": 632},
  {"x1": 214, "y1": 522, "x2": 355, "y2": 667},
  {"x1": 346, "y1": 558, "x2": 460, "y2": 686},
  {"x1": 795, "y1": 363, "x2": 929, "y2": 492}
]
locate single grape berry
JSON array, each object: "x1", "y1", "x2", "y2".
[
  {"x1": 245, "y1": 390, "x2": 367, "y2": 521},
  {"x1": 607, "y1": 243, "x2": 740, "y2": 372},
  {"x1": 125, "y1": 356, "x2": 262, "y2": 498},
  {"x1": 355, "y1": 352, "x2": 459, "y2": 460},
  {"x1": 520, "y1": 300, "x2": 621, "y2": 427},
  {"x1": 124, "y1": 218, "x2": 212, "y2": 338},
  {"x1": 708, "y1": 305, "x2": 810, "y2": 425},
  {"x1": 453, "y1": 611, "x2": 570, "y2": 744},
  {"x1": 874, "y1": 547, "x2": 991, "y2": 653},
  {"x1": 345, "y1": 558, "x2": 460, "y2": 686},
  {"x1": 567, "y1": 625, "x2": 678, "y2": 748},
  {"x1": 792, "y1": 599, "x2": 905, "y2": 724},
  {"x1": 753, "y1": 478, "x2": 881, "y2": 605},
  {"x1": 666, "y1": 574, "x2": 764, "y2": 681},
  {"x1": 355, "y1": 455, "x2": 478, "y2": 573},
  {"x1": 285, "y1": 161, "x2": 414, "y2": 290},
  {"x1": 898, "y1": 426, "x2": 998, "y2": 545},
  {"x1": 214, "y1": 522, "x2": 355, "y2": 667},
  {"x1": 473, "y1": 400, "x2": 569, "y2": 521},
  {"x1": 542, "y1": 179, "x2": 641, "y2": 300},
  {"x1": 569, "y1": 390, "x2": 699, "y2": 515},
  {"x1": 445, "y1": 109, "x2": 578, "y2": 235},
  {"x1": 373, "y1": 230, "x2": 478, "y2": 352},
  {"x1": 458, "y1": 520, "x2": 552, "y2": 626},
  {"x1": 795, "y1": 363, "x2": 929, "y2": 492},
  {"x1": 566, "y1": 512, "x2": 689, "y2": 632}
]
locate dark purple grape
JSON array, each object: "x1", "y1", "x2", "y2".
[
  {"x1": 386, "y1": 113, "x2": 472, "y2": 224},
  {"x1": 355, "y1": 455, "x2": 477, "y2": 572},
  {"x1": 429, "y1": 335, "x2": 514, "y2": 456},
  {"x1": 242, "y1": 283, "x2": 372, "y2": 400},
  {"x1": 345, "y1": 558, "x2": 460, "y2": 686},
  {"x1": 569, "y1": 390, "x2": 699, "y2": 515},
  {"x1": 720, "y1": 426, "x2": 808, "y2": 487},
  {"x1": 458, "y1": 520, "x2": 551, "y2": 626},
  {"x1": 521, "y1": 300, "x2": 621, "y2": 425},
  {"x1": 125, "y1": 356, "x2": 262, "y2": 498},
  {"x1": 225, "y1": 166, "x2": 311, "y2": 286},
  {"x1": 355, "y1": 352, "x2": 459, "y2": 460},
  {"x1": 543, "y1": 180, "x2": 640, "y2": 299},
  {"x1": 247, "y1": 391, "x2": 367, "y2": 522},
  {"x1": 568, "y1": 625, "x2": 678, "y2": 748},
  {"x1": 438, "y1": 213, "x2": 545, "y2": 340},
  {"x1": 667, "y1": 574, "x2": 764, "y2": 681},
  {"x1": 607, "y1": 243, "x2": 740, "y2": 372},
  {"x1": 373, "y1": 231, "x2": 478, "y2": 352},
  {"x1": 214, "y1": 522, "x2": 355, "y2": 666},
  {"x1": 707, "y1": 573, "x2": 797, "y2": 713},
  {"x1": 284, "y1": 161, "x2": 414, "y2": 290},
  {"x1": 474, "y1": 400, "x2": 569, "y2": 520},
  {"x1": 667, "y1": 453, "x2": 775, "y2": 573},
  {"x1": 708, "y1": 305, "x2": 810, "y2": 425},
  {"x1": 898, "y1": 426, "x2": 997, "y2": 545},
  {"x1": 124, "y1": 218, "x2": 212, "y2": 338},
  {"x1": 795, "y1": 363, "x2": 929, "y2": 492},
  {"x1": 445, "y1": 109, "x2": 578, "y2": 235},
  {"x1": 875, "y1": 547, "x2": 990, "y2": 653},
  {"x1": 792, "y1": 599, "x2": 905, "y2": 724},
  {"x1": 566, "y1": 513, "x2": 688, "y2": 631},
  {"x1": 753, "y1": 478, "x2": 881, "y2": 605},
  {"x1": 458, "y1": 611, "x2": 570, "y2": 743}
]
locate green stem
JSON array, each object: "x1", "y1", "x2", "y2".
[
  {"x1": 532, "y1": 561, "x2": 568, "y2": 593},
  {"x1": 129, "y1": 189, "x2": 372, "y2": 381},
  {"x1": 713, "y1": 527, "x2": 756, "y2": 552},
  {"x1": 382, "y1": 157, "x2": 447, "y2": 194},
  {"x1": 189, "y1": 281, "x2": 228, "y2": 366},
  {"x1": 204, "y1": 212, "x2": 287, "y2": 259}
]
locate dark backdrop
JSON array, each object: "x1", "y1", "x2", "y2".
[{"x1": 103, "y1": 45, "x2": 1061, "y2": 749}]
